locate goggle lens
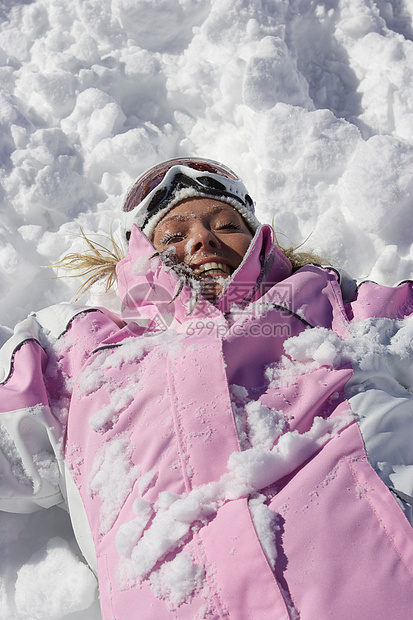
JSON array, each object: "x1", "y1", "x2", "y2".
[{"x1": 123, "y1": 158, "x2": 240, "y2": 213}]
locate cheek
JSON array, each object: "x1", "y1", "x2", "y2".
[
  {"x1": 235, "y1": 235, "x2": 253, "y2": 257},
  {"x1": 184, "y1": 237, "x2": 196, "y2": 257}
]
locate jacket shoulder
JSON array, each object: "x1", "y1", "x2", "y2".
[{"x1": 0, "y1": 303, "x2": 123, "y2": 384}]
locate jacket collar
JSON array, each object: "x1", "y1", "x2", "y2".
[{"x1": 116, "y1": 224, "x2": 292, "y2": 328}]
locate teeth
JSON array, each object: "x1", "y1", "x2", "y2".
[{"x1": 193, "y1": 262, "x2": 231, "y2": 276}]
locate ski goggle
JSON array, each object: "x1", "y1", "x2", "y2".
[{"x1": 121, "y1": 157, "x2": 258, "y2": 239}]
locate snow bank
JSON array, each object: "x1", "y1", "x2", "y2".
[{"x1": 1, "y1": 0, "x2": 412, "y2": 337}]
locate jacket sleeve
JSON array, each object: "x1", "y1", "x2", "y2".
[
  {"x1": 345, "y1": 279, "x2": 413, "y2": 322},
  {"x1": 0, "y1": 303, "x2": 125, "y2": 515},
  {"x1": 344, "y1": 279, "x2": 413, "y2": 385},
  {"x1": 343, "y1": 279, "x2": 413, "y2": 519},
  {"x1": 0, "y1": 313, "x2": 66, "y2": 513}
]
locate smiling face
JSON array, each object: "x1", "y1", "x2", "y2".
[{"x1": 151, "y1": 197, "x2": 254, "y2": 299}]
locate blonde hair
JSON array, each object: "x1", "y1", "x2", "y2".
[
  {"x1": 51, "y1": 227, "x2": 125, "y2": 301},
  {"x1": 274, "y1": 235, "x2": 327, "y2": 271},
  {"x1": 52, "y1": 226, "x2": 327, "y2": 299}
]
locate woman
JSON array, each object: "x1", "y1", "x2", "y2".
[{"x1": 1, "y1": 157, "x2": 413, "y2": 619}]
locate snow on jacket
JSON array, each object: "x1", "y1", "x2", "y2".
[{"x1": 1, "y1": 223, "x2": 413, "y2": 619}]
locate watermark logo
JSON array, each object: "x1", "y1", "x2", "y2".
[
  {"x1": 185, "y1": 281, "x2": 295, "y2": 338},
  {"x1": 185, "y1": 319, "x2": 292, "y2": 339},
  {"x1": 121, "y1": 282, "x2": 176, "y2": 332},
  {"x1": 121, "y1": 280, "x2": 294, "y2": 338}
]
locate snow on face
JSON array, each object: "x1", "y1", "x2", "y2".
[{"x1": 151, "y1": 198, "x2": 254, "y2": 299}]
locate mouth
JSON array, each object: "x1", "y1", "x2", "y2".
[{"x1": 192, "y1": 261, "x2": 232, "y2": 278}]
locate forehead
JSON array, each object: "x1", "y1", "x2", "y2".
[{"x1": 156, "y1": 198, "x2": 239, "y2": 227}]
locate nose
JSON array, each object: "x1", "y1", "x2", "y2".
[{"x1": 190, "y1": 223, "x2": 219, "y2": 253}]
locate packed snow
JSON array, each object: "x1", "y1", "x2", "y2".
[{"x1": 1, "y1": 0, "x2": 413, "y2": 617}]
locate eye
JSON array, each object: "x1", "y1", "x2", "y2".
[
  {"x1": 216, "y1": 222, "x2": 242, "y2": 231},
  {"x1": 159, "y1": 232, "x2": 185, "y2": 245}
]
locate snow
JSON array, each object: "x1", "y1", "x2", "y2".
[
  {"x1": 1, "y1": 0, "x2": 413, "y2": 616},
  {"x1": 265, "y1": 316, "x2": 413, "y2": 523},
  {"x1": 111, "y1": 411, "x2": 348, "y2": 598},
  {"x1": 14, "y1": 536, "x2": 97, "y2": 620},
  {"x1": 249, "y1": 493, "x2": 279, "y2": 569},
  {"x1": 231, "y1": 387, "x2": 287, "y2": 450},
  {"x1": 87, "y1": 431, "x2": 140, "y2": 534},
  {"x1": 148, "y1": 553, "x2": 205, "y2": 610}
]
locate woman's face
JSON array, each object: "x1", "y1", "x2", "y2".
[{"x1": 152, "y1": 198, "x2": 254, "y2": 298}]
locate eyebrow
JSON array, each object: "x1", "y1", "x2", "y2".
[{"x1": 159, "y1": 205, "x2": 233, "y2": 226}]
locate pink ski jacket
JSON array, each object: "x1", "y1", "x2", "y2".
[{"x1": 1, "y1": 223, "x2": 413, "y2": 619}]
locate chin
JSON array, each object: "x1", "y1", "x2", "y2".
[{"x1": 199, "y1": 276, "x2": 227, "y2": 301}]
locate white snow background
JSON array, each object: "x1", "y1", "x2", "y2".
[{"x1": 0, "y1": 0, "x2": 413, "y2": 617}]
